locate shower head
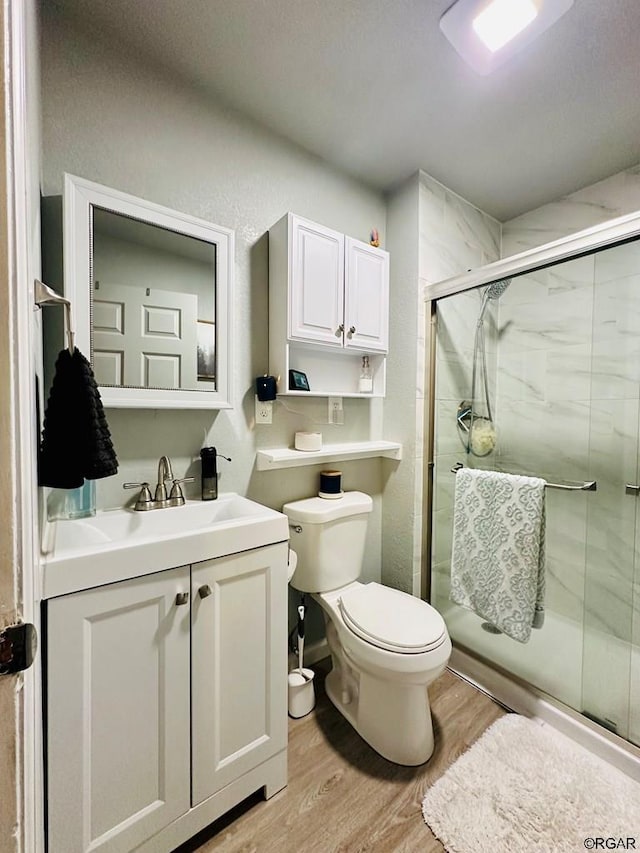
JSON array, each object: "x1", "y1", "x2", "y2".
[
  {"x1": 477, "y1": 278, "x2": 512, "y2": 324},
  {"x1": 485, "y1": 278, "x2": 511, "y2": 300}
]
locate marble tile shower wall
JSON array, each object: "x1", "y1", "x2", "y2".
[
  {"x1": 502, "y1": 164, "x2": 640, "y2": 257},
  {"x1": 582, "y1": 241, "x2": 640, "y2": 743},
  {"x1": 431, "y1": 164, "x2": 640, "y2": 744},
  {"x1": 501, "y1": 169, "x2": 640, "y2": 744},
  {"x1": 418, "y1": 171, "x2": 501, "y2": 603},
  {"x1": 431, "y1": 291, "x2": 499, "y2": 608},
  {"x1": 494, "y1": 255, "x2": 595, "y2": 628},
  {"x1": 496, "y1": 246, "x2": 640, "y2": 742}
]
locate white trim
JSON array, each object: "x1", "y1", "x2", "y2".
[
  {"x1": 6, "y1": 1, "x2": 44, "y2": 850},
  {"x1": 450, "y1": 647, "x2": 640, "y2": 781},
  {"x1": 63, "y1": 173, "x2": 235, "y2": 409},
  {"x1": 423, "y1": 206, "x2": 640, "y2": 302}
]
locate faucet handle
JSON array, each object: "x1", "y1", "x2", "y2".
[
  {"x1": 123, "y1": 482, "x2": 154, "y2": 511},
  {"x1": 169, "y1": 477, "x2": 195, "y2": 506}
]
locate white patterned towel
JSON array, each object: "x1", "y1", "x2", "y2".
[{"x1": 450, "y1": 467, "x2": 546, "y2": 643}]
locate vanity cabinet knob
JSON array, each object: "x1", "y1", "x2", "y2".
[
  {"x1": 348, "y1": 325, "x2": 356, "y2": 336},
  {"x1": 175, "y1": 592, "x2": 189, "y2": 606},
  {"x1": 198, "y1": 584, "x2": 213, "y2": 599},
  {"x1": 336, "y1": 323, "x2": 344, "y2": 336},
  {"x1": 625, "y1": 484, "x2": 640, "y2": 496}
]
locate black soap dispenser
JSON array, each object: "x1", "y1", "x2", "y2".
[{"x1": 200, "y1": 447, "x2": 218, "y2": 501}]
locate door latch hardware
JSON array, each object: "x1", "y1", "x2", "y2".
[{"x1": 0, "y1": 623, "x2": 37, "y2": 675}]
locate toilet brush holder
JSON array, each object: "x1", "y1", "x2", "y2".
[{"x1": 287, "y1": 669, "x2": 315, "y2": 718}]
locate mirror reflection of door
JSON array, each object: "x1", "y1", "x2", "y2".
[
  {"x1": 91, "y1": 207, "x2": 216, "y2": 392},
  {"x1": 93, "y1": 282, "x2": 198, "y2": 390}
]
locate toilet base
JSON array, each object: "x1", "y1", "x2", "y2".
[{"x1": 324, "y1": 663, "x2": 437, "y2": 766}]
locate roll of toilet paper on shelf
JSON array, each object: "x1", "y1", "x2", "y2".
[{"x1": 295, "y1": 431, "x2": 322, "y2": 452}]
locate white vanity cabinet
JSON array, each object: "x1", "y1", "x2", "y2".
[
  {"x1": 191, "y1": 547, "x2": 287, "y2": 805},
  {"x1": 269, "y1": 213, "x2": 389, "y2": 397},
  {"x1": 46, "y1": 542, "x2": 288, "y2": 853}
]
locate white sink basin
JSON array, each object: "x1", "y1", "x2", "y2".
[{"x1": 42, "y1": 494, "x2": 289, "y2": 598}]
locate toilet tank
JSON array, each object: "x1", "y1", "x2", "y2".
[{"x1": 282, "y1": 491, "x2": 373, "y2": 593}]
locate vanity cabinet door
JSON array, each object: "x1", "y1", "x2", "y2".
[
  {"x1": 344, "y1": 237, "x2": 389, "y2": 353},
  {"x1": 191, "y1": 543, "x2": 288, "y2": 806},
  {"x1": 46, "y1": 566, "x2": 191, "y2": 853},
  {"x1": 289, "y1": 215, "x2": 345, "y2": 346}
]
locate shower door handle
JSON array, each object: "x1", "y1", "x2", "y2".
[{"x1": 625, "y1": 484, "x2": 640, "y2": 496}]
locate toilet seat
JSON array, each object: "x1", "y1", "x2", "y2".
[{"x1": 338, "y1": 582, "x2": 447, "y2": 654}]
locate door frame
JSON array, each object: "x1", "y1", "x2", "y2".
[{"x1": 5, "y1": 0, "x2": 45, "y2": 850}]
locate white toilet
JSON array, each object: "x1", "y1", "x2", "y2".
[{"x1": 283, "y1": 491, "x2": 451, "y2": 766}]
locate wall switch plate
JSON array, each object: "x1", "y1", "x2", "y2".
[
  {"x1": 255, "y1": 395, "x2": 273, "y2": 424},
  {"x1": 328, "y1": 397, "x2": 344, "y2": 425}
]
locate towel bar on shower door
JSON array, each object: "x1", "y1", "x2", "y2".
[{"x1": 450, "y1": 462, "x2": 597, "y2": 492}]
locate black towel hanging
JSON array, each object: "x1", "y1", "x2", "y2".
[{"x1": 39, "y1": 347, "x2": 118, "y2": 489}]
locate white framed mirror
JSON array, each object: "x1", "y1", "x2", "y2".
[{"x1": 64, "y1": 173, "x2": 234, "y2": 409}]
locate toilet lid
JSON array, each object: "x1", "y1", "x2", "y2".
[{"x1": 338, "y1": 583, "x2": 447, "y2": 654}]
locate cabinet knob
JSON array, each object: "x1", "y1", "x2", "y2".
[
  {"x1": 625, "y1": 484, "x2": 640, "y2": 496},
  {"x1": 336, "y1": 323, "x2": 344, "y2": 336},
  {"x1": 198, "y1": 584, "x2": 213, "y2": 599},
  {"x1": 348, "y1": 325, "x2": 356, "y2": 337},
  {"x1": 175, "y1": 592, "x2": 189, "y2": 606}
]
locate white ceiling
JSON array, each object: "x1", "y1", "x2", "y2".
[{"x1": 49, "y1": 0, "x2": 640, "y2": 220}]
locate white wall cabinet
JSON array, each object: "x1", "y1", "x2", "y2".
[
  {"x1": 288, "y1": 216, "x2": 345, "y2": 347},
  {"x1": 46, "y1": 543, "x2": 288, "y2": 853},
  {"x1": 343, "y1": 236, "x2": 389, "y2": 353},
  {"x1": 269, "y1": 213, "x2": 389, "y2": 396}
]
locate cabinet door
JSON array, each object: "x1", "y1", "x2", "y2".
[
  {"x1": 344, "y1": 237, "x2": 389, "y2": 353},
  {"x1": 191, "y1": 543, "x2": 288, "y2": 805},
  {"x1": 289, "y1": 215, "x2": 345, "y2": 346},
  {"x1": 47, "y1": 566, "x2": 191, "y2": 853}
]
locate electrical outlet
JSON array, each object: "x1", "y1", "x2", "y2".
[
  {"x1": 255, "y1": 395, "x2": 273, "y2": 424},
  {"x1": 328, "y1": 396, "x2": 344, "y2": 425}
]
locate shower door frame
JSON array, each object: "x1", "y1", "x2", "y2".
[
  {"x1": 421, "y1": 207, "x2": 640, "y2": 777},
  {"x1": 422, "y1": 205, "x2": 640, "y2": 591}
]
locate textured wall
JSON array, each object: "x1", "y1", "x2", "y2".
[{"x1": 40, "y1": 8, "x2": 388, "y2": 600}]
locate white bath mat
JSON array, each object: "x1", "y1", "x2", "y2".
[{"x1": 422, "y1": 714, "x2": 640, "y2": 853}]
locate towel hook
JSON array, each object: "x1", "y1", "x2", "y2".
[{"x1": 34, "y1": 279, "x2": 75, "y2": 354}]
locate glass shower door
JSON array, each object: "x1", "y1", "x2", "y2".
[{"x1": 581, "y1": 239, "x2": 640, "y2": 742}]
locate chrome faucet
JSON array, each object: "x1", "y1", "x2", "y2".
[
  {"x1": 155, "y1": 455, "x2": 174, "y2": 503},
  {"x1": 123, "y1": 455, "x2": 195, "y2": 511}
]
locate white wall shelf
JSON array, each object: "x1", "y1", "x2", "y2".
[
  {"x1": 256, "y1": 440, "x2": 402, "y2": 471},
  {"x1": 277, "y1": 391, "x2": 382, "y2": 399}
]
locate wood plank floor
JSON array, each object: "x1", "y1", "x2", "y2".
[{"x1": 179, "y1": 663, "x2": 505, "y2": 853}]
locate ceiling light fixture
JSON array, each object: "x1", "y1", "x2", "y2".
[
  {"x1": 472, "y1": 0, "x2": 538, "y2": 52},
  {"x1": 439, "y1": 0, "x2": 575, "y2": 75}
]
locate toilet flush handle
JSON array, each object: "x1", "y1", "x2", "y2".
[{"x1": 289, "y1": 523, "x2": 302, "y2": 534}]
